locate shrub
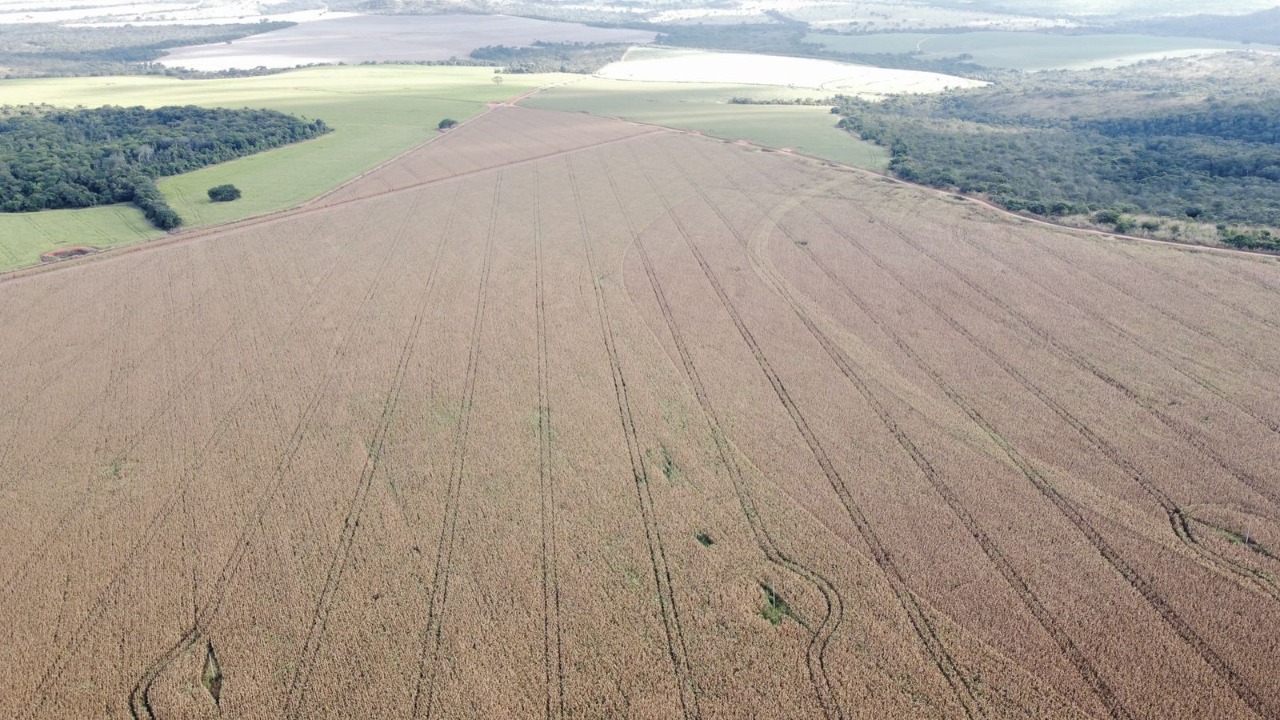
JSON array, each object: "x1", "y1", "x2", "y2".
[
  {"x1": 207, "y1": 184, "x2": 241, "y2": 202},
  {"x1": 437, "y1": 118, "x2": 458, "y2": 130}
]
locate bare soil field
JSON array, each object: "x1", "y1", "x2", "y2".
[
  {"x1": 157, "y1": 14, "x2": 657, "y2": 71},
  {"x1": 1, "y1": 105, "x2": 1278, "y2": 719}
]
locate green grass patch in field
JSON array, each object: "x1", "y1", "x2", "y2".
[
  {"x1": 0, "y1": 204, "x2": 160, "y2": 270},
  {"x1": 759, "y1": 582, "x2": 794, "y2": 626},
  {"x1": 0, "y1": 66, "x2": 565, "y2": 271},
  {"x1": 522, "y1": 77, "x2": 888, "y2": 171},
  {"x1": 804, "y1": 32, "x2": 1274, "y2": 71}
]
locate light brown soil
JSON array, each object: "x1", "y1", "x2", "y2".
[
  {"x1": 38, "y1": 246, "x2": 96, "y2": 263},
  {"x1": 1, "y1": 106, "x2": 1278, "y2": 720}
]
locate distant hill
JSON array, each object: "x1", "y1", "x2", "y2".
[{"x1": 1115, "y1": 7, "x2": 1280, "y2": 44}]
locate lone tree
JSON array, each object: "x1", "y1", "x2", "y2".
[
  {"x1": 438, "y1": 118, "x2": 459, "y2": 130},
  {"x1": 207, "y1": 184, "x2": 241, "y2": 202}
]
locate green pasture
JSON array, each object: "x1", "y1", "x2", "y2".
[
  {"x1": 0, "y1": 205, "x2": 159, "y2": 270},
  {"x1": 0, "y1": 65, "x2": 565, "y2": 271},
  {"x1": 804, "y1": 32, "x2": 1272, "y2": 71},
  {"x1": 522, "y1": 78, "x2": 889, "y2": 171}
]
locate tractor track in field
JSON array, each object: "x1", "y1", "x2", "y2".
[
  {"x1": 948, "y1": 218, "x2": 1280, "y2": 435},
  {"x1": 7, "y1": 104, "x2": 1279, "y2": 718},
  {"x1": 120, "y1": 197, "x2": 410, "y2": 720},
  {"x1": 532, "y1": 165, "x2": 566, "y2": 720},
  {"x1": 580, "y1": 150, "x2": 847, "y2": 720},
  {"x1": 0, "y1": 253, "x2": 169, "y2": 458},
  {"x1": 283, "y1": 188, "x2": 442, "y2": 718},
  {"x1": 620, "y1": 144, "x2": 984, "y2": 720},
  {"x1": 708, "y1": 142, "x2": 1280, "y2": 606},
  {"x1": 1031, "y1": 229, "x2": 1280, "y2": 356},
  {"x1": 0, "y1": 224, "x2": 299, "y2": 595},
  {"x1": 569, "y1": 156, "x2": 703, "y2": 720},
  {"x1": 0, "y1": 206, "x2": 326, "y2": 445},
  {"x1": 0, "y1": 277, "x2": 234, "y2": 605},
  {"x1": 1, "y1": 213, "x2": 351, "y2": 636},
  {"x1": 2, "y1": 117, "x2": 666, "y2": 720},
  {"x1": 1201, "y1": 255, "x2": 1280, "y2": 302},
  {"x1": 0, "y1": 118, "x2": 666, "y2": 291},
  {"x1": 12, "y1": 196, "x2": 367, "y2": 718},
  {"x1": 0, "y1": 251, "x2": 163, "y2": 377},
  {"x1": 411, "y1": 174, "x2": 501, "y2": 720},
  {"x1": 863, "y1": 207, "x2": 1280, "y2": 517},
  {"x1": 664, "y1": 139, "x2": 1137, "y2": 720},
  {"x1": 797, "y1": 194, "x2": 1277, "y2": 719},
  {"x1": 820, "y1": 210, "x2": 1280, "y2": 606}
]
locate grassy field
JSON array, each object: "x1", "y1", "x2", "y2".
[
  {"x1": 0, "y1": 204, "x2": 160, "y2": 270},
  {"x1": 805, "y1": 31, "x2": 1273, "y2": 70},
  {"x1": 0, "y1": 65, "x2": 565, "y2": 271},
  {"x1": 521, "y1": 77, "x2": 890, "y2": 170}
]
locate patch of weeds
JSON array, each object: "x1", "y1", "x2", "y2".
[
  {"x1": 759, "y1": 582, "x2": 794, "y2": 626},
  {"x1": 201, "y1": 641, "x2": 223, "y2": 705},
  {"x1": 970, "y1": 672, "x2": 987, "y2": 700},
  {"x1": 658, "y1": 445, "x2": 676, "y2": 482},
  {"x1": 643, "y1": 445, "x2": 678, "y2": 483},
  {"x1": 1213, "y1": 525, "x2": 1275, "y2": 558},
  {"x1": 529, "y1": 406, "x2": 550, "y2": 437},
  {"x1": 696, "y1": 532, "x2": 714, "y2": 547},
  {"x1": 101, "y1": 456, "x2": 134, "y2": 482},
  {"x1": 623, "y1": 568, "x2": 642, "y2": 590},
  {"x1": 660, "y1": 399, "x2": 690, "y2": 432}
]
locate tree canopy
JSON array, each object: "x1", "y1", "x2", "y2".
[
  {"x1": 0, "y1": 104, "x2": 329, "y2": 229},
  {"x1": 832, "y1": 54, "x2": 1280, "y2": 232}
]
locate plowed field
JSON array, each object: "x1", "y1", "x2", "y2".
[{"x1": 1, "y1": 105, "x2": 1278, "y2": 720}]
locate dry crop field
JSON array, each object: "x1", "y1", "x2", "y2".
[{"x1": 1, "y1": 105, "x2": 1279, "y2": 719}]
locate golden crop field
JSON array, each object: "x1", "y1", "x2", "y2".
[{"x1": 1, "y1": 106, "x2": 1278, "y2": 720}]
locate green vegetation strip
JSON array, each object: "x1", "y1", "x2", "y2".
[
  {"x1": 522, "y1": 77, "x2": 888, "y2": 171},
  {"x1": 0, "y1": 65, "x2": 564, "y2": 271}
]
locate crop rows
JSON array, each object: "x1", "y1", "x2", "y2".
[{"x1": 1, "y1": 107, "x2": 1277, "y2": 719}]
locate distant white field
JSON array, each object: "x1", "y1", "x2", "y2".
[
  {"x1": 597, "y1": 47, "x2": 986, "y2": 96},
  {"x1": 0, "y1": 0, "x2": 346, "y2": 25}
]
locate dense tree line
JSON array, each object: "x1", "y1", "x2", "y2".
[
  {"x1": 729, "y1": 96, "x2": 835, "y2": 106},
  {"x1": 1105, "y1": 7, "x2": 1280, "y2": 45},
  {"x1": 0, "y1": 105, "x2": 329, "y2": 229},
  {"x1": 832, "y1": 56, "x2": 1280, "y2": 230},
  {"x1": 469, "y1": 42, "x2": 630, "y2": 74}
]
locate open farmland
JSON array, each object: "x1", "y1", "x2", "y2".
[
  {"x1": 803, "y1": 31, "x2": 1277, "y2": 70},
  {"x1": 1, "y1": 105, "x2": 1279, "y2": 719},
  {"x1": 157, "y1": 15, "x2": 657, "y2": 71},
  {"x1": 597, "y1": 46, "x2": 987, "y2": 95},
  {"x1": 520, "y1": 77, "x2": 890, "y2": 170},
  {"x1": 0, "y1": 66, "x2": 566, "y2": 270}
]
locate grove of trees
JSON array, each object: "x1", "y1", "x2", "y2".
[
  {"x1": 833, "y1": 54, "x2": 1280, "y2": 234},
  {"x1": 468, "y1": 42, "x2": 631, "y2": 74},
  {"x1": 0, "y1": 105, "x2": 329, "y2": 229}
]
